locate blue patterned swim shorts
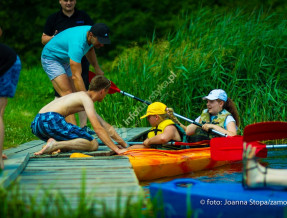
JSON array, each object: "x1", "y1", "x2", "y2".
[
  {"x1": 0, "y1": 56, "x2": 21, "y2": 98},
  {"x1": 31, "y1": 112, "x2": 94, "y2": 142}
]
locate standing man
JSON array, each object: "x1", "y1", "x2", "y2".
[
  {"x1": 0, "y1": 27, "x2": 22, "y2": 169},
  {"x1": 42, "y1": 0, "x2": 97, "y2": 133},
  {"x1": 41, "y1": 23, "x2": 110, "y2": 126}
]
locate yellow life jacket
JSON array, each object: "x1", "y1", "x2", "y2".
[
  {"x1": 188, "y1": 109, "x2": 231, "y2": 142},
  {"x1": 199, "y1": 109, "x2": 231, "y2": 128},
  {"x1": 147, "y1": 119, "x2": 188, "y2": 150},
  {"x1": 148, "y1": 119, "x2": 175, "y2": 138}
]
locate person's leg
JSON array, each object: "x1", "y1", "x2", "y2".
[
  {"x1": 34, "y1": 138, "x2": 98, "y2": 155},
  {"x1": 51, "y1": 74, "x2": 73, "y2": 97},
  {"x1": 79, "y1": 57, "x2": 90, "y2": 128},
  {"x1": 265, "y1": 168, "x2": 287, "y2": 187},
  {"x1": 0, "y1": 97, "x2": 8, "y2": 169},
  {"x1": 52, "y1": 75, "x2": 76, "y2": 125},
  {"x1": 67, "y1": 74, "x2": 88, "y2": 128},
  {"x1": 42, "y1": 58, "x2": 76, "y2": 125},
  {"x1": 243, "y1": 145, "x2": 287, "y2": 188},
  {"x1": 81, "y1": 56, "x2": 90, "y2": 90},
  {"x1": 33, "y1": 113, "x2": 97, "y2": 156},
  {"x1": 0, "y1": 56, "x2": 21, "y2": 169}
]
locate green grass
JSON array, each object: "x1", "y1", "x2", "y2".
[
  {"x1": 108, "y1": 7, "x2": 287, "y2": 131},
  {"x1": 3, "y1": 7, "x2": 287, "y2": 149},
  {"x1": 4, "y1": 66, "x2": 53, "y2": 148},
  {"x1": 0, "y1": 176, "x2": 157, "y2": 218}
]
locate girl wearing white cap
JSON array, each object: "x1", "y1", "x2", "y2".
[{"x1": 185, "y1": 89, "x2": 240, "y2": 141}]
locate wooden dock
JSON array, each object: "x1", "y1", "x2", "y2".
[{"x1": 0, "y1": 127, "x2": 149, "y2": 213}]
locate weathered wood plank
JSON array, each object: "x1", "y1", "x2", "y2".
[
  {"x1": 20, "y1": 169, "x2": 134, "y2": 175},
  {"x1": 20, "y1": 177, "x2": 138, "y2": 184},
  {"x1": 2, "y1": 127, "x2": 149, "y2": 213},
  {"x1": 19, "y1": 186, "x2": 142, "y2": 195},
  {"x1": 0, "y1": 152, "x2": 29, "y2": 188},
  {"x1": 26, "y1": 160, "x2": 132, "y2": 166},
  {"x1": 3, "y1": 140, "x2": 45, "y2": 156},
  {"x1": 20, "y1": 182, "x2": 140, "y2": 189}
]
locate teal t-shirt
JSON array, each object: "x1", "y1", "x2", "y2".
[{"x1": 41, "y1": 26, "x2": 93, "y2": 63}]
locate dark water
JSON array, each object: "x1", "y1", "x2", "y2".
[{"x1": 140, "y1": 148, "x2": 287, "y2": 187}]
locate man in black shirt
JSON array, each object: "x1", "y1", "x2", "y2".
[{"x1": 42, "y1": 0, "x2": 101, "y2": 134}]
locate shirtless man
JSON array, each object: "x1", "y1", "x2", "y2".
[{"x1": 32, "y1": 75, "x2": 128, "y2": 155}]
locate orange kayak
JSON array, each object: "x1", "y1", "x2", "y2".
[
  {"x1": 123, "y1": 148, "x2": 230, "y2": 181},
  {"x1": 70, "y1": 147, "x2": 231, "y2": 181}
]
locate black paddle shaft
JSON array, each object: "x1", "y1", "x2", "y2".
[{"x1": 120, "y1": 91, "x2": 227, "y2": 137}]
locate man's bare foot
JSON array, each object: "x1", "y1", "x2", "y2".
[{"x1": 34, "y1": 138, "x2": 56, "y2": 155}]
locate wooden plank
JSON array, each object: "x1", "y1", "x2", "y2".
[
  {"x1": 20, "y1": 177, "x2": 138, "y2": 184},
  {"x1": 0, "y1": 152, "x2": 29, "y2": 188},
  {"x1": 3, "y1": 127, "x2": 150, "y2": 213},
  {"x1": 3, "y1": 140, "x2": 45, "y2": 156},
  {"x1": 3, "y1": 127, "x2": 149, "y2": 158},
  {"x1": 29, "y1": 148, "x2": 118, "y2": 158},
  {"x1": 125, "y1": 127, "x2": 149, "y2": 141},
  {"x1": 29, "y1": 156, "x2": 128, "y2": 161},
  {"x1": 26, "y1": 158, "x2": 130, "y2": 165},
  {"x1": 20, "y1": 169, "x2": 134, "y2": 175},
  {"x1": 20, "y1": 182, "x2": 139, "y2": 189},
  {"x1": 27, "y1": 159, "x2": 131, "y2": 169},
  {"x1": 19, "y1": 186, "x2": 142, "y2": 195}
]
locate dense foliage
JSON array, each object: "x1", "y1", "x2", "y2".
[
  {"x1": 104, "y1": 8, "x2": 287, "y2": 131},
  {"x1": 1, "y1": 0, "x2": 287, "y2": 65},
  {"x1": 4, "y1": 6, "x2": 287, "y2": 148}
]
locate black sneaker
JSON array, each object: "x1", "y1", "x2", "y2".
[{"x1": 82, "y1": 126, "x2": 96, "y2": 135}]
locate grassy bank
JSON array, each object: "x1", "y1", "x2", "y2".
[
  {"x1": 108, "y1": 8, "x2": 287, "y2": 129},
  {"x1": 0, "y1": 179, "x2": 158, "y2": 218},
  {"x1": 4, "y1": 7, "x2": 287, "y2": 149}
]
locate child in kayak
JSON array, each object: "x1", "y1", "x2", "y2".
[
  {"x1": 185, "y1": 89, "x2": 240, "y2": 142},
  {"x1": 128, "y1": 102, "x2": 187, "y2": 150},
  {"x1": 243, "y1": 144, "x2": 287, "y2": 189}
]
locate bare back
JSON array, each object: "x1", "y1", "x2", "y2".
[{"x1": 39, "y1": 92, "x2": 93, "y2": 117}]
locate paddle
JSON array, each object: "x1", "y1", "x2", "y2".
[
  {"x1": 243, "y1": 121, "x2": 287, "y2": 142},
  {"x1": 103, "y1": 77, "x2": 227, "y2": 137},
  {"x1": 210, "y1": 136, "x2": 268, "y2": 161},
  {"x1": 210, "y1": 121, "x2": 287, "y2": 161}
]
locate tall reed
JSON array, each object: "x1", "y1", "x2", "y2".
[
  {"x1": 106, "y1": 7, "x2": 287, "y2": 133},
  {"x1": 4, "y1": 7, "x2": 287, "y2": 148}
]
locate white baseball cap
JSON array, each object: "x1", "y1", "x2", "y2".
[{"x1": 202, "y1": 89, "x2": 228, "y2": 102}]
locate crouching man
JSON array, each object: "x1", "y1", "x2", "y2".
[{"x1": 32, "y1": 75, "x2": 128, "y2": 155}]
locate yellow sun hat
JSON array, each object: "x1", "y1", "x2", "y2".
[{"x1": 140, "y1": 102, "x2": 167, "y2": 119}]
